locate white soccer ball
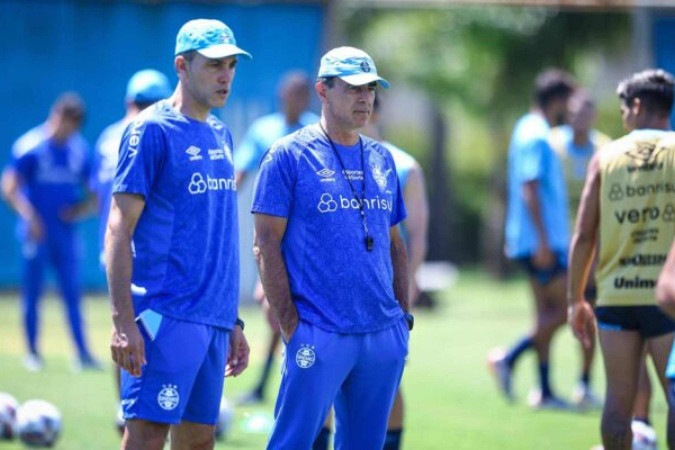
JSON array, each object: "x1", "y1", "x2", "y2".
[
  {"x1": 632, "y1": 420, "x2": 658, "y2": 450},
  {"x1": 214, "y1": 397, "x2": 234, "y2": 440},
  {"x1": 0, "y1": 392, "x2": 19, "y2": 440},
  {"x1": 16, "y1": 399, "x2": 61, "y2": 448}
]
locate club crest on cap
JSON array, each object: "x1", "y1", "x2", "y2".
[{"x1": 318, "y1": 46, "x2": 389, "y2": 89}]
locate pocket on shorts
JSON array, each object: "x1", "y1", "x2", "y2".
[
  {"x1": 135, "y1": 309, "x2": 163, "y2": 342},
  {"x1": 282, "y1": 320, "x2": 304, "y2": 346}
]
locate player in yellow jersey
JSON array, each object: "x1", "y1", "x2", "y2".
[
  {"x1": 568, "y1": 69, "x2": 675, "y2": 450},
  {"x1": 657, "y1": 240, "x2": 675, "y2": 306}
]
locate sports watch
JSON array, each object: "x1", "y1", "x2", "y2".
[
  {"x1": 404, "y1": 312, "x2": 414, "y2": 331},
  {"x1": 235, "y1": 317, "x2": 245, "y2": 331}
]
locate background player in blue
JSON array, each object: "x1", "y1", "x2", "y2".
[
  {"x1": 92, "y1": 68, "x2": 171, "y2": 434},
  {"x1": 105, "y1": 19, "x2": 250, "y2": 450},
  {"x1": 253, "y1": 46, "x2": 411, "y2": 450},
  {"x1": 93, "y1": 69, "x2": 171, "y2": 267},
  {"x1": 364, "y1": 95, "x2": 429, "y2": 450},
  {"x1": 236, "y1": 70, "x2": 319, "y2": 406},
  {"x1": 489, "y1": 69, "x2": 593, "y2": 409},
  {"x1": 1, "y1": 92, "x2": 100, "y2": 372}
]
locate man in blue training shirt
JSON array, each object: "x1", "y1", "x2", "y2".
[
  {"x1": 105, "y1": 19, "x2": 250, "y2": 450},
  {"x1": 92, "y1": 68, "x2": 172, "y2": 434},
  {"x1": 489, "y1": 68, "x2": 594, "y2": 409},
  {"x1": 1, "y1": 92, "x2": 100, "y2": 372},
  {"x1": 253, "y1": 46, "x2": 411, "y2": 450}
]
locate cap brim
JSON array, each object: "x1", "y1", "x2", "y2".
[
  {"x1": 197, "y1": 44, "x2": 252, "y2": 60},
  {"x1": 339, "y1": 73, "x2": 389, "y2": 89}
]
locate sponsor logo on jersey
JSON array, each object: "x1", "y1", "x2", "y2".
[
  {"x1": 157, "y1": 384, "x2": 180, "y2": 411},
  {"x1": 624, "y1": 182, "x2": 675, "y2": 197},
  {"x1": 186, "y1": 146, "x2": 203, "y2": 161},
  {"x1": 126, "y1": 120, "x2": 144, "y2": 159},
  {"x1": 613, "y1": 205, "x2": 675, "y2": 224},
  {"x1": 295, "y1": 344, "x2": 316, "y2": 369},
  {"x1": 317, "y1": 168, "x2": 336, "y2": 182},
  {"x1": 619, "y1": 253, "x2": 667, "y2": 267},
  {"x1": 613, "y1": 276, "x2": 656, "y2": 290},
  {"x1": 188, "y1": 172, "x2": 236, "y2": 195},
  {"x1": 626, "y1": 143, "x2": 664, "y2": 173},
  {"x1": 316, "y1": 193, "x2": 392, "y2": 214},
  {"x1": 208, "y1": 148, "x2": 225, "y2": 161}
]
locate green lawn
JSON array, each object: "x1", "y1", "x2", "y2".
[{"x1": 0, "y1": 269, "x2": 668, "y2": 449}]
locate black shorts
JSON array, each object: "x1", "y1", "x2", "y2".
[
  {"x1": 595, "y1": 305, "x2": 675, "y2": 338},
  {"x1": 516, "y1": 252, "x2": 567, "y2": 286}
]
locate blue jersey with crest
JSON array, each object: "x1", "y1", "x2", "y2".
[
  {"x1": 113, "y1": 100, "x2": 239, "y2": 329},
  {"x1": 252, "y1": 124, "x2": 406, "y2": 333}
]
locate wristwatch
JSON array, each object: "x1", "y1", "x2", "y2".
[
  {"x1": 404, "y1": 312, "x2": 414, "y2": 331},
  {"x1": 234, "y1": 317, "x2": 245, "y2": 331}
]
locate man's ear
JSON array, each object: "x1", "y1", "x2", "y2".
[
  {"x1": 315, "y1": 81, "x2": 327, "y2": 102},
  {"x1": 632, "y1": 97, "x2": 642, "y2": 116},
  {"x1": 175, "y1": 55, "x2": 187, "y2": 77}
]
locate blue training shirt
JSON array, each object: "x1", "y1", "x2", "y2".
[
  {"x1": 505, "y1": 112, "x2": 570, "y2": 259},
  {"x1": 234, "y1": 111, "x2": 319, "y2": 175},
  {"x1": 10, "y1": 124, "x2": 90, "y2": 241},
  {"x1": 252, "y1": 124, "x2": 407, "y2": 334},
  {"x1": 113, "y1": 100, "x2": 239, "y2": 329},
  {"x1": 92, "y1": 119, "x2": 128, "y2": 262}
]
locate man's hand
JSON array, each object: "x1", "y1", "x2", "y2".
[
  {"x1": 532, "y1": 244, "x2": 555, "y2": 270},
  {"x1": 225, "y1": 326, "x2": 250, "y2": 377},
  {"x1": 111, "y1": 321, "x2": 146, "y2": 377},
  {"x1": 568, "y1": 301, "x2": 596, "y2": 350}
]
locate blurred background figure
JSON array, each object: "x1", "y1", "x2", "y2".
[
  {"x1": 236, "y1": 70, "x2": 318, "y2": 406},
  {"x1": 549, "y1": 89, "x2": 610, "y2": 410},
  {"x1": 1, "y1": 92, "x2": 100, "y2": 372},
  {"x1": 364, "y1": 95, "x2": 429, "y2": 449},
  {"x1": 91, "y1": 68, "x2": 171, "y2": 434},
  {"x1": 489, "y1": 68, "x2": 596, "y2": 409},
  {"x1": 92, "y1": 69, "x2": 172, "y2": 268}
]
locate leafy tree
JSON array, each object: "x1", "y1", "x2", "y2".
[{"x1": 342, "y1": 6, "x2": 630, "y2": 266}]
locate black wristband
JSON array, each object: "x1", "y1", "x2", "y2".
[
  {"x1": 235, "y1": 317, "x2": 245, "y2": 331},
  {"x1": 404, "y1": 312, "x2": 414, "y2": 331}
]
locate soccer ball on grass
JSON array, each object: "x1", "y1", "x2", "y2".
[
  {"x1": 0, "y1": 392, "x2": 19, "y2": 440},
  {"x1": 16, "y1": 399, "x2": 61, "y2": 447}
]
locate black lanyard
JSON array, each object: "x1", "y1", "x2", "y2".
[{"x1": 319, "y1": 124, "x2": 374, "y2": 252}]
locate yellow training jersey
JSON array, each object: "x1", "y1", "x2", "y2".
[{"x1": 596, "y1": 130, "x2": 675, "y2": 307}]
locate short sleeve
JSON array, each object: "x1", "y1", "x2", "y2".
[
  {"x1": 113, "y1": 119, "x2": 165, "y2": 198},
  {"x1": 251, "y1": 143, "x2": 297, "y2": 218}
]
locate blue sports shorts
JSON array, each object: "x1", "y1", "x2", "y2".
[
  {"x1": 120, "y1": 310, "x2": 229, "y2": 425},
  {"x1": 516, "y1": 252, "x2": 567, "y2": 285},
  {"x1": 595, "y1": 305, "x2": 675, "y2": 338}
]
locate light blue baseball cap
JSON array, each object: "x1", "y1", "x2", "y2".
[
  {"x1": 126, "y1": 69, "x2": 172, "y2": 103},
  {"x1": 318, "y1": 46, "x2": 389, "y2": 89},
  {"x1": 175, "y1": 19, "x2": 252, "y2": 60}
]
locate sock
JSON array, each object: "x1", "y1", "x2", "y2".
[
  {"x1": 633, "y1": 417, "x2": 651, "y2": 426},
  {"x1": 539, "y1": 362, "x2": 552, "y2": 398},
  {"x1": 383, "y1": 429, "x2": 403, "y2": 450},
  {"x1": 505, "y1": 336, "x2": 533, "y2": 368},
  {"x1": 312, "y1": 426, "x2": 332, "y2": 450},
  {"x1": 580, "y1": 372, "x2": 590, "y2": 387}
]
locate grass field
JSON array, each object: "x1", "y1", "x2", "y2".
[{"x1": 0, "y1": 269, "x2": 668, "y2": 449}]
